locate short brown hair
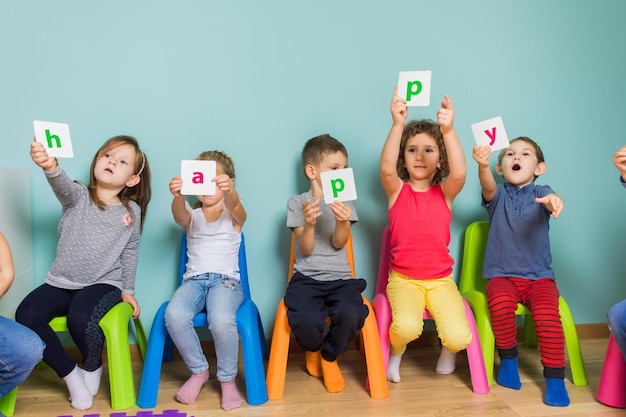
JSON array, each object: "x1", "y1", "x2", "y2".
[{"x1": 301, "y1": 134, "x2": 347, "y2": 174}]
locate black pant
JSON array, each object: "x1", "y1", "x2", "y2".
[
  {"x1": 16, "y1": 283, "x2": 121, "y2": 377},
  {"x1": 284, "y1": 272, "x2": 368, "y2": 362}
]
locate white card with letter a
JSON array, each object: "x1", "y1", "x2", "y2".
[
  {"x1": 320, "y1": 168, "x2": 357, "y2": 204},
  {"x1": 398, "y1": 70, "x2": 432, "y2": 107},
  {"x1": 33, "y1": 120, "x2": 74, "y2": 158},
  {"x1": 180, "y1": 160, "x2": 216, "y2": 196},
  {"x1": 471, "y1": 116, "x2": 510, "y2": 151}
]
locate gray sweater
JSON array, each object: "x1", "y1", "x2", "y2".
[{"x1": 44, "y1": 166, "x2": 141, "y2": 294}]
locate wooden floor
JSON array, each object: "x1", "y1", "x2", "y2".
[{"x1": 13, "y1": 337, "x2": 625, "y2": 417}]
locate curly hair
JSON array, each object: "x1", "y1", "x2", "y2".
[{"x1": 397, "y1": 119, "x2": 448, "y2": 184}]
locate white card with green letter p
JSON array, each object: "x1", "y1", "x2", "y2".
[
  {"x1": 33, "y1": 120, "x2": 74, "y2": 158},
  {"x1": 320, "y1": 168, "x2": 357, "y2": 204},
  {"x1": 180, "y1": 160, "x2": 216, "y2": 196},
  {"x1": 398, "y1": 70, "x2": 432, "y2": 107}
]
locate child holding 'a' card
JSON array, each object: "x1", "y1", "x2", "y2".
[
  {"x1": 380, "y1": 87, "x2": 471, "y2": 383},
  {"x1": 17, "y1": 136, "x2": 151, "y2": 411},
  {"x1": 166, "y1": 150, "x2": 246, "y2": 411},
  {"x1": 472, "y1": 139, "x2": 568, "y2": 406},
  {"x1": 284, "y1": 134, "x2": 368, "y2": 394}
]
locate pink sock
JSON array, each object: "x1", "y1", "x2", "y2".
[
  {"x1": 220, "y1": 380, "x2": 243, "y2": 411},
  {"x1": 175, "y1": 370, "x2": 209, "y2": 405}
]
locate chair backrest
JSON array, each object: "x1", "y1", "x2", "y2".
[
  {"x1": 458, "y1": 221, "x2": 490, "y2": 296},
  {"x1": 287, "y1": 231, "x2": 356, "y2": 280},
  {"x1": 178, "y1": 233, "x2": 252, "y2": 301},
  {"x1": 374, "y1": 225, "x2": 391, "y2": 296}
]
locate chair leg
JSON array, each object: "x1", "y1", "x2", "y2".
[
  {"x1": 137, "y1": 303, "x2": 169, "y2": 409},
  {"x1": 266, "y1": 301, "x2": 291, "y2": 400},
  {"x1": 558, "y1": 297, "x2": 588, "y2": 386},
  {"x1": 463, "y1": 291, "x2": 495, "y2": 386},
  {"x1": 99, "y1": 302, "x2": 136, "y2": 410},
  {"x1": 360, "y1": 297, "x2": 389, "y2": 399},
  {"x1": 371, "y1": 293, "x2": 391, "y2": 372},
  {"x1": 133, "y1": 317, "x2": 148, "y2": 361},
  {"x1": 236, "y1": 301, "x2": 268, "y2": 405},
  {"x1": 461, "y1": 300, "x2": 490, "y2": 394},
  {"x1": 597, "y1": 334, "x2": 626, "y2": 408},
  {"x1": 0, "y1": 387, "x2": 17, "y2": 417}
]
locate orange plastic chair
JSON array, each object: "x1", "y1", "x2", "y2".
[
  {"x1": 265, "y1": 232, "x2": 388, "y2": 399},
  {"x1": 370, "y1": 225, "x2": 489, "y2": 394}
]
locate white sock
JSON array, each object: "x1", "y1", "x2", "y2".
[
  {"x1": 82, "y1": 366, "x2": 103, "y2": 397},
  {"x1": 435, "y1": 347, "x2": 456, "y2": 375},
  {"x1": 63, "y1": 365, "x2": 93, "y2": 410},
  {"x1": 387, "y1": 353, "x2": 403, "y2": 383}
]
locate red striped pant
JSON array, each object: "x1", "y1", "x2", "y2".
[{"x1": 486, "y1": 276, "x2": 565, "y2": 369}]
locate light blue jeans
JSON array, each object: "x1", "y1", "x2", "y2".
[
  {"x1": 608, "y1": 299, "x2": 626, "y2": 361},
  {"x1": 0, "y1": 315, "x2": 45, "y2": 396},
  {"x1": 164, "y1": 273, "x2": 243, "y2": 382}
]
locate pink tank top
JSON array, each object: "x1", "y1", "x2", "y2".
[{"x1": 388, "y1": 182, "x2": 453, "y2": 279}]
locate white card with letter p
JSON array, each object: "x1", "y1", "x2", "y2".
[
  {"x1": 471, "y1": 116, "x2": 510, "y2": 151},
  {"x1": 180, "y1": 160, "x2": 216, "y2": 196},
  {"x1": 397, "y1": 70, "x2": 432, "y2": 107},
  {"x1": 320, "y1": 168, "x2": 357, "y2": 204},
  {"x1": 33, "y1": 120, "x2": 74, "y2": 158}
]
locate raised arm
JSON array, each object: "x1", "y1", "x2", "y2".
[
  {"x1": 215, "y1": 174, "x2": 247, "y2": 231},
  {"x1": 293, "y1": 199, "x2": 321, "y2": 257},
  {"x1": 438, "y1": 95, "x2": 466, "y2": 204},
  {"x1": 472, "y1": 145, "x2": 497, "y2": 202},
  {"x1": 329, "y1": 201, "x2": 352, "y2": 249},
  {"x1": 380, "y1": 86, "x2": 408, "y2": 207},
  {"x1": 169, "y1": 176, "x2": 192, "y2": 231}
]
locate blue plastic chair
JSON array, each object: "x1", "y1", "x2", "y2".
[{"x1": 137, "y1": 233, "x2": 268, "y2": 408}]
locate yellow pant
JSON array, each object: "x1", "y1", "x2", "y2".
[{"x1": 387, "y1": 270, "x2": 471, "y2": 355}]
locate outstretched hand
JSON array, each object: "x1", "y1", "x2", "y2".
[
  {"x1": 302, "y1": 198, "x2": 321, "y2": 226},
  {"x1": 30, "y1": 140, "x2": 57, "y2": 172},
  {"x1": 329, "y1": 200, "x2": 352, "y2": 222},
  {"x1": 390, "y1": 85, "x2": 408, "y2": 126},
  {"x1": 613, "y1": 145, "x2": 626, "y2": 178},
  {"x1": 535, "y1": 193, "x2": 564, "y2": 219},
  {"x1": 437, "y1": 95, "x2": 454, "y2": 134},
  {"x1": 472, "y1": 145, "x2": 492, "y2": 168}
]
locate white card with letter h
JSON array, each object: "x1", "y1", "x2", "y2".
[
  {"x1": 320, "y1": 167, "x2": 357, "y2": 204},
  {"x1": 33, "y1": 120, "x2": 74, "y2": 158}
]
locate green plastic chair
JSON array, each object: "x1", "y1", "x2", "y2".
[
  {"x1": 0, "y1": 387, "x2": 17, "y2": 416},
  {"x1": 49, "y1": 301, "x2": 147, "y2": 410},
  {"x1": 458, "y1": 221, "x2": 588, "y2": 387}
]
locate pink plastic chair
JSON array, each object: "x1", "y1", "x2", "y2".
[
  {"x1": 370, "y1": 225, "x2": 490, "y2": 394},
  {"x1": 597, "y1": 334, "x2": 626, "y2": 408}
]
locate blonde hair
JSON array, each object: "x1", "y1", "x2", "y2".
[{"x1": 192, "y1": 150, "x2": 236, "y2": 209}]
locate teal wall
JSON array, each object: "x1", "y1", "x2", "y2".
[{"x1": 2, "y1": 1, "x2": 626, "y2": 336}]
